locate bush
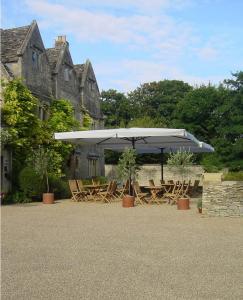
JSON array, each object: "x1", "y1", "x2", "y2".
[
  {"x1": 19, "y1": 166, "x2": 44, "y2": 198},
  {"x1": 2, "y1": 191, "x2": 31, "y2": 204},
  {"x1": 49, "y1": 176, "x2": 71, "y2": 199},
  {"x1": 223, "y1": 172, "x2": 243, "y2": 181}
]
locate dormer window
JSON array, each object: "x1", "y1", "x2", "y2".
[
  {"x1": 64, "y1": 68, "x2": 69, "y2": 81},
  {"x1": 32, "y1": 51, "x2": 39, "y2": 68}
]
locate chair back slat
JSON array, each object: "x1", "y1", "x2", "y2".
[
  {"x1": 69, "y1": 180, "x2": 78, "y2": 192},
  {"x1": 149, "y1": 179, "x2": 155, "y2": 187},
  {"x1": 77, "y1": 180, "x2": 85, "y2": 191},
  {"x1": 111, "y1": 181, "x2": 117, "y2": 194}
]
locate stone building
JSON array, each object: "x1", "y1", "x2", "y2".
[{"x1": 1, "y1": 20, "x2": 104, "y2": 192}]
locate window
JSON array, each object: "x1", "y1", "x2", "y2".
[
  {"x1": 64, "y1": 68, "x2": 69, "y2": 81},
  {"x1": 88, "y1": 159, "x2": 97, "y2": 177},
  {"x1": 32, "y1": 51, "x2": 39, "y2": 69}
]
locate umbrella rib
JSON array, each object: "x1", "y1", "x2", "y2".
[{"x1": 96, "y1": 137, "x2": 113, "y2": 145}]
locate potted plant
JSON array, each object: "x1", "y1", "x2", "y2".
[
  {"x1": 197, "y1": 198, "x2": 202, "y2": 213},
  {"x1": 117, "y1": 148, "x2": 140, "y2": 207},
  {"x1": 167, "y1": 149, "x2": 194, "y2": 210},
  {"x1": 28, "y1": 147, "x2": 63, "y2": 204}
]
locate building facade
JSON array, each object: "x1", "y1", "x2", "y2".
[{"x1": 1, "y1": 20, "x2": 104, "y2": 192}]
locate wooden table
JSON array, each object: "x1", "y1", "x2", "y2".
[
  {"x1": 83, "y1": 184, "x2": 108, "y2": 198},
  {"x1": 144, "y1": 186, "x2": 165, "y2": 204},
  {"x1": 161, "y1": 183, "x2": 175, "y2": 193}
]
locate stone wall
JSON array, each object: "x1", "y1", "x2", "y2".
[
  {"x1": 105, "y1": 164, "x2": 203, "y2": 186},
  {"x1": 202, "y1": 181, "x2": 243, "y2": 217}
]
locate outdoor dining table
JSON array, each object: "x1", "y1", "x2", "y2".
[
  {"x1": 83, "y1": 184, "x2": 108, "y2": 197},
  {"x1": 161, "y1": 183, "x2": 175, "y2": 193},
  {"x1": 144, "y1": 186, "x2": 165, "y2": 204}
]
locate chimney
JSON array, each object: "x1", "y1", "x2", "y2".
[{"x1": 55, "y1": 35, "x2": 68, "y2": 48}]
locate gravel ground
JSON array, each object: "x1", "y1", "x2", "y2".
[{"x1": 1, "y1": 200, "x2": 243, "y2": 300}]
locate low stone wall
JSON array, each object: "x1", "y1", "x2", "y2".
[
  {"x1": 105, "y1": 164, "x2": 204, "y2": 186},
  {"x1": 202, "y1": 181, "x2": 243, "y2": 217}
]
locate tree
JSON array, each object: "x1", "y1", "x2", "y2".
[
  {"x1": 127, "y1": 116, "x2": 166, "y2": 128},
  {"x1": 117, "y1": 148, "x2": 140, "y2": 195},
  {"x1": 128, "y1": 80, "x2": 192, "y2": 125},
  {"x1": 167, "y1": 150, "x2": 194, "y2": 181},
  {"x1": 101, "y1": 89, "x2": 132, "y2": 127}
]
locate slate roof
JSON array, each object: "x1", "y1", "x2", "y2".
[
  {"x1": 46, "y1": 48, "x2": 61, "y2": 72},
  {"x1": 0, "y1": 25, "x2": 31, "y2": 63},
  {"x1": 74, "y1": 64, "x2": 85, "y2": 76}
]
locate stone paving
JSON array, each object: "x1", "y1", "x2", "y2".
[{"x1": 2, "y1": 200, "x2": 243, "y2": 299}]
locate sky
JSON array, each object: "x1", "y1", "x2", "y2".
[{"x1": 1, "y1": 0, "x2": 243, "y2": 92}]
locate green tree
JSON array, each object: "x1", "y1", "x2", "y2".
[
  {"x1": 101, "y1": 89, "x2": 132, "y2": 127},
  {"x1": 128, "y1": 80, "x2": 192, "y2": 125},
  {"x1": 127, "y1": 116, "x2": 166, "y2": 128}
]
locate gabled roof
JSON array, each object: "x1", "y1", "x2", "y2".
[
  {"x1": 0, "y1": 21, "x2": 37, "y2": 63},
  {"x1": 46, "y1": 48, "x2": 62, "y2": 72},
  {"x1": 46, "y1": 42, "x2": 73, "y2": 74},
  {"x1": 75, "y1": 60, "x2": 100, "y2": 92}
]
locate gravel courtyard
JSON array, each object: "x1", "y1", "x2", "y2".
[{"x1": 2, "y1": 200, "x2": 243, "y2": 300}]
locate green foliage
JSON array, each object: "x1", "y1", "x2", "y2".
[
  {"x1": 128, "y1": 80, "x2": 192, "y2": 124},
  {"x1": 223, "y1": 172, "x2": 243, "y2": 181},
  {"x1": 3, "y1": 191, "x2": 31, "y2": 204},
  {"x1": 127, "y1": 116, "x2": 166, "y2": 128},
  {"x1": 19, "y1": 166, "x2": 44, "y2": 197},
  {"x1": 27, "y1": 147, "x2": 63, "y2": 193},
  {"x1": 117, "y1": 148, "x2": 140, "y2": 195},
  {"x1": 2, "y1": 79, "x2": 41, "y2": 149},
  {"x1": 117, "y1": 148, "x2": 139, "y2": 180},
  {"x1": 48, "y1": 99, "x2": 80, "y2": 132},
  {"x1": 48, "y1": 176, "x2": 71, "y2": 199},
  {"x1": 101, "y1": 89, "x2": 132, "y2": 127},
  {"x1": 81, "y1": 113, "x2": 93, "y2": 130},
  {"x1": 167, "y1": 150, "x2": 194, "y2": 180}
]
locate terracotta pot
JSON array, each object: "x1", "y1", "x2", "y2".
[
  {"x1": 43, "y1": 193, "x2": 54, "y2": 204},
  {"x1": 198, "y1": 208, "x2": 202, "y2": 213},
  {"x1": 177, "y1": 198, "x2": 190, "y2": 210},
  {"x1": 122, "y1": 195, "x2": 135, "y2": 208}
]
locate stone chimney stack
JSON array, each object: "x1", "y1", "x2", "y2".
[{"x1": 55, "y1": 35, "x2": 69, "y2": 48}]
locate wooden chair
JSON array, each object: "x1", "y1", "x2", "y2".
[
  {"x1": 76, "y1": 180, "x2": 89, "y2": 201},
  {"x1": 160, "y1": 180, "x2": 165, "y2": 184},
  {"x1": 161, "y1": 183, "x2": 183, "y2": 205},
  {"x1": 148, "y1": 179, "x2": 163, "y2": 204},
  {"x1": 68, "y1": 180, "x2": 84, "y2": 202},
  {"x1": 133, "y1": 181, "x2": 150, "y2": 205},
  {"x1": 92, "y1": 178, "x2": 100, "y2": 186},
  {"x1": 97, "y1": 181, "x2": 117, "y2": 203},
  {"x1": 116, "y1": 180, "x2": 129, "y2": 200}
]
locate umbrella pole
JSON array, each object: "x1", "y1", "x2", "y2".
[
  {"x1": 131, "y1": 138, "x2": 135, "y2": 196},
  {"x1": 160, "y1": 148, "x2": 164, "y2": 181}
]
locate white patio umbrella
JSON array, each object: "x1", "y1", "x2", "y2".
[
  {"x1": 109, "y1": 141, "x2": 214, "y2": 180},
  {"x1": 54, "y1": 128, "x2": 214, "y2": 180}
]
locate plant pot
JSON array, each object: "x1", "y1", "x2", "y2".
[
  {"x1": 198, "y1": 208, "x2": 202, "y2": 213},
  {"x1": 177, "y1": 198, "x2": 190, "y2": 210},
  {"x1": 122, "y1": 195, "x2": 135, "y2": 208},
  {"x1": 43, "y1": 193, "x2": 54, "y2": 204}
]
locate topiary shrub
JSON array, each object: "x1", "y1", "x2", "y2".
[
  {"x1": 19, "y1": 166, "x2": 44, "y2": 198},
  {"x1": 49, "y1": 176, "x2": 71, "y2": 199}
]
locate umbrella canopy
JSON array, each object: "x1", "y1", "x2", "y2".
[
  {"x1": 54, "y1": 128, "x2": 214, "y2": 180},
  {"x1": 55, "y1": 127, "x2": 202, "y2": 148}
]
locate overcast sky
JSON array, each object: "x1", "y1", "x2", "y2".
[{"x1": 2, "y1": 0, "x2": 243, "y2": 92}]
